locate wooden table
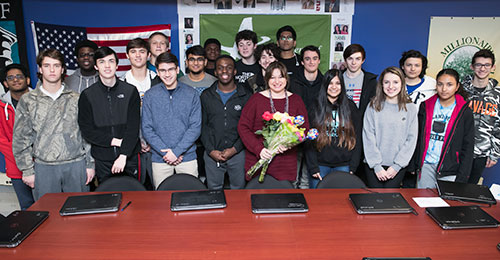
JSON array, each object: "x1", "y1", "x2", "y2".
[{"x1": 1, "y1": 189, "x2": 499, "y2": 259}]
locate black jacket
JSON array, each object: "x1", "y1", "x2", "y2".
[
  {"x1": 357, "y1": 70, "x2": 378, "y2": 115},
  {"x1": 200, "y1": 82, "x2": 253, "y2": 153},
  {"x1": 305, "y1": 100, "x2": 362, "y2": 174},
  {"x1": 245, "y1": 72, "x2": 265, "y2": 93},
  {"x1": 290, "y1": 69, "x2": 324, "y2": 112},
  {"x1": 78, "y1": 78, "x2": 141, "y2": 161},
  {"x1": 409, "y1": 94, "x2": 475, "y2": 182}
]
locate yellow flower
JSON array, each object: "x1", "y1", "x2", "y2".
[{"x1": 273, "y1": 112, "x2": 283, "y2": 121}]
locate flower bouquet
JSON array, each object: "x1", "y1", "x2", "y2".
[{"x1": 247, "y1": 111, "x2": 319, "y2": 182}]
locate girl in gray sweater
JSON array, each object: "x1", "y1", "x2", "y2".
[{"x1": 362, "y1": 67, "x2": 418, "y2": 188}]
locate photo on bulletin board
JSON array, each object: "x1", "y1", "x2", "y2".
[
  {"x1": 243, "y1": 0, "x2": 256, "y2": 8},
  {"x1": 185, "y1": 17, "x2": 194, "y2": 29},
  {"x1": 333, "y1": 24, "x2": 342, "y2": 34},
  {"x1": 301, "y1": 0, "x2": 314, "y2": 9},
  {"x1": 331, "y1": 60, "x2": 346, "y2": 70},
  {"x1": 334, "y1": 41, "x2": 344, "y2": 51},
  {"x1": 185, "y1": 33, "x2": 193, "y2": 44},
  {"x1": 341, "y1": 24, "x2": 348, "y2": 34},
  {"x1": 271, "y1": 0, "x2": 286, "y2": 10},
  {"x1": 215, "y1": 0, "x2": 232, "y2": 9},
  {"x1": 325, "y1": 0, "x2": 340, "y2": 13}
]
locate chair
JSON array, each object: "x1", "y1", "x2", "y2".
[
  {"x1": 245, "y1": 175, "x2": 295, "y2": 189},
  {"x1": 95, "y1": 176, "x2": 147, "y2": 192},
  {"x1": 316, "y1": 171, "x2": 367, "y2": 189},
  {"x1": 156, "y1": 174, "x2": 207, "y2": 191}
]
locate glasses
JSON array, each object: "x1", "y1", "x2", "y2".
[
  {"x1": 188, "y1": 57, "x2": 205, "y2": 63},
  {"x1": 473, "y1": 63, "x2": 493, "y2": 69},
  {"x1": 78, "y1": 53, "x2": 95, "y2": 58},
  {"x1": 280, "y1": 36, "x2": 294, "y2": 41},
  {"x1": 6, "y1": 74, "x2": 25, "y2": 81}
]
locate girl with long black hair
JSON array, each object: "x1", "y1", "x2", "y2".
[{"x1": 305, "y1": 69, "x2": 362, "y2": 188}]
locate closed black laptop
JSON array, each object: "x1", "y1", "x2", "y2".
[
  {"x1": 59, "y1": 193, "x2": 122, "y2": 216},
  {"x1": 0, "y1": 210, "x2": 49, "y2": 248},
  {"x1": 170, "y1": 190, "x2": 227, "y2": 211},
  {"x1": 251, "y1": 193, "x2": 308, "y2": 214},
  {"x1": 437, "y1": 180, "x2": 496, "y2": 205},
  {"x1": 349, "y1": 193, "x2": 414, "y2": 214},
  {"x1": 426, "y1": 205, "x2": 499, "y2": 229},
  {"x1": 363, "y1": 258, "x2": 432, "y2": 260}
]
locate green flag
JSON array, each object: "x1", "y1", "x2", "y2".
[{"x1": 200, "y1": 14, "x2": 331, "y2": 73}]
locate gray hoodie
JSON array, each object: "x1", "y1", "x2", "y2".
[{"x1": 64, "y1": 68, "x2": 99, "y2": 93}]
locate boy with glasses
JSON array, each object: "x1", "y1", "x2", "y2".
[
  {"x1": 1, "y1": 63, "x2": 34, "y2": 209},
  {"x1": 462, "y1": 49, "x2": 499, "y2": 184},
  {"x1": 65, "y1": 40, "x2": 99, "y2": 93},
  {"x1": 179, "y1": 45, "x2": 217, "y2": 95},
  {"x1": 276, "y1": 25, "x2": 302, "y2": 79}
]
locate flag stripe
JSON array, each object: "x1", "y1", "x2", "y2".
[{"x1": 86, "y1": 24, "x2": 171, "y2": 34}]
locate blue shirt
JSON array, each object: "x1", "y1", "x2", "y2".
[
  {"x1": 425, "y1": 99, "x2": 456, "y2": 164},
  {"x1": 406, "y1": 77, "x2": 425, "y2": 94},
  {"x1": 216, "y1": 88, "x2": 236, "y2": 105}
]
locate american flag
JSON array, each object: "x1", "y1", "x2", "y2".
[{"x1": 31, "y1": 22, "x2": 171, "y2": 76}]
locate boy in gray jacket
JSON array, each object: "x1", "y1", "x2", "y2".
[{"x1": 13, "y1": 49, "x2": 94, "y2": 200}]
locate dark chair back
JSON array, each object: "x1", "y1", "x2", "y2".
[
  {"x1": 245, "y1": 175, "x2": 295, "y2": 189},
  {"x1": 95, "y1": 176, "x2": 147, "y2": 192},
  {"x1": 316, "y1": 171, "x2": 367, "y2": 189},
  {"x1": 156, "y1": 174, "x2": 207, "y2": 191}
]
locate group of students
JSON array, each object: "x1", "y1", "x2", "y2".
[{"x1": 0, "y1": 25, "x2": 498, "y2": 212}]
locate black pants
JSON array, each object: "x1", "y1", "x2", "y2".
[
  {"x1": 401, "y1": 171, "x2": 417, "y2": 188},
  {"x1": 95, "y1": 154, "x2": 139, "y2": 184},
  {"x1": 365, "y1": 164, "x2": 406, "y2": 188},
  {"x1": 468, "y1": 157, "x2": 487, "y2": 184}
]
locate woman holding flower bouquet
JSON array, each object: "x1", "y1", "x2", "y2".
[
  {"x1": 238, "y1": 61, "x2": 309, "y2": 182},
  {"x1": 305, "y1": 69, "x2": 362, "y2": 188}
]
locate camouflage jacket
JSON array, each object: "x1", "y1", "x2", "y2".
[
  {"x1": 462, "y1": 75, "x2": 500, "y2": 161},
  {"x1": 12, "y1": 85, "x2": 93, "y2": 177}
]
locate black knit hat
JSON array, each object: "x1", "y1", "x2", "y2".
[{"x1": 74, "y1": 40, "x2": 98, "y2": 56}]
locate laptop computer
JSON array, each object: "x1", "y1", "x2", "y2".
[
  {"x1": 425, "y1": 205, "x2": 499, "y2": 229},
  {"x1": 437, "y1": 180, "x2": 497, "y2": 205},
  {"x1": 59, "y1": 193, "x2": 122, "y2": 216},
  {"x1": 349, "y1": 193, "x2": 415, "y2": 214},
  {"x1": 170, "y1": 190, "x2": 227, "y2": 211},
  {"x1": 0, "y1": 210, "x2": 49, "y2": 248},
  {"x1": 251, "y1": 193, "x2": 308, "y2": 214},
  {"x1": 362, "y1": 258, "x2": 432, "y2": 260}
]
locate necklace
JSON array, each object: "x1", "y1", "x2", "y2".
[{"x1": 268, "y1": 89, "x2": 288, "y2": 113}]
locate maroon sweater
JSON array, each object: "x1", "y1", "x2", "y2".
[{"x1": 238, "y1": 92, "x2": 309, "y2": 181}]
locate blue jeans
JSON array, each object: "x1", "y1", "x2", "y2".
[
  {"x1": 11, "y1": 178, "x2": 35, "y2": 210},
  {"x1": 309, "y1": 165, "x2": 349, "y2": 189}
]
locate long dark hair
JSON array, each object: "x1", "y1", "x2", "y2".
[
  {"x1": 436, "y1": 68, "x2": 469, "y2": 99},
  {"x1": 312, "y1": 69, "x2": 356, "y2": 151}
]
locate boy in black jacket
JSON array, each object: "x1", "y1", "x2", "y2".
[
  {"x1": 78, "y1": 47, "x2": 141, "y2": 183},
  {"x1": 200, "y1": 55, "x2": 252, "y2": 189}
]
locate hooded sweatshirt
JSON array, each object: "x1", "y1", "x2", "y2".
[
  {"x1": 0, "y1": 91, "x2": 26, "y2": 179},
  {"x1": 65, "y1": 69, "x2": 99, "y2": 93}
]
